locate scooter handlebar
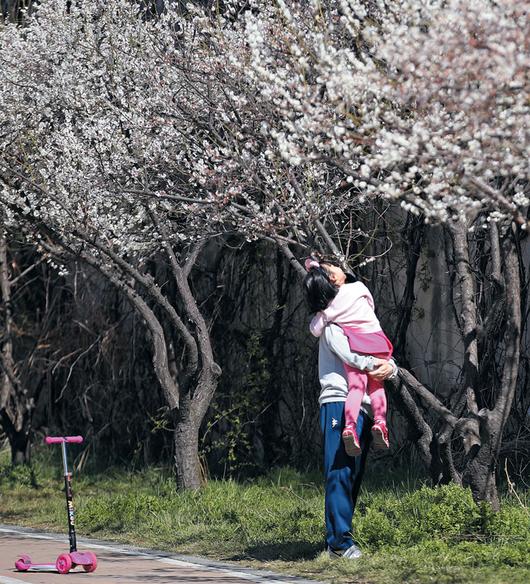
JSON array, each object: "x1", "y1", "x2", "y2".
[{"x1": 45, "y1": 435, "x2": 84, "y2": 445}]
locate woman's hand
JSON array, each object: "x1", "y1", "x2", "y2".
[{"x1": 368, "y1": 359, "x2": 394, "y2": 381}]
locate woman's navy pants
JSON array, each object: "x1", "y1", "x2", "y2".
[{"x1": 320, "y1": 403, "x2": 371, "y2": 551}]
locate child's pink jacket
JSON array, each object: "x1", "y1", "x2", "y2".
[{"x1": 310, "y1": 282, "x2": 382, "y2": 337}]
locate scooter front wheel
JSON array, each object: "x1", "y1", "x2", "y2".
[
  {"x1": 56, "y1": 553, "x2": 73, "y2": 574},
  {"x1": 82, "y1": 551, "x2": 98, "y2": 573},
  {"x1": 15, "y1": 555, "x2": 32, "y2": 571}
]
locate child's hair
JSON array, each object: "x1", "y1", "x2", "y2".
[{"x1": 304, "y1": 267, "x2": 338, "y2": 313}]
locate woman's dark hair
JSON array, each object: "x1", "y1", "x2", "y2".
[{"x1": 304, "y1": 267, "x2": 339, "y2": 313}]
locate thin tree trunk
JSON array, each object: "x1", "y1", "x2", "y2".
[
  {"x1": 386, "y1": 373, "x2": 441, "y2": 481},
  {"x1": 40, "y1": 226, "x2": 219, "y2": 490},
  {"x1": 0, "y1": 233, "x2": 14, "y2": 411},
  {"x1": 462, "y1": 227, "x2": 521, "y2": 510},
  {"x1": 448, "y1": 219, "x2": 482, "y2": 454},
  {"x1": 151, "y1": 219, "x2": 223, "y2": 488},
  {"x1": 172, "y1": 367, "x2": 220, "y2": 489},
  {"x1": 0, "y1": 233, "x2": 32, "y2": 465},
  {"x1": 0, "y1": 409, "x2": 31, "y2": 465},
  {"x1": 393, "y1": 213, "x2": 425, "y2": 363}
]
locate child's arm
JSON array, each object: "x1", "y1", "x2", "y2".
[
  {"x1": 309, "y1": 311, "x2": 328, "y2": 337},
  {"x1": 324, "y1": 325, "x2": 376, "y2": 370},
  {"x1": 309, "y1": 291, "x2": 350, "y2": 337}
]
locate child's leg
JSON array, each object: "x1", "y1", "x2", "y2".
[
  {"x1": 343, "y1": 364, "x2": 369, "y2": 428},
  {"x1": 367, "y1": 343, "x2": 393, "y2": 424},
  {"x1": 367, "y1": 378, "x2": 387, "y2": 423},
  {"x1": 342, "y1": 364, "x2": 368, "y2": 457},
  {"x1": 367, "y1": 377, "x2": 389, "y2": 449}
]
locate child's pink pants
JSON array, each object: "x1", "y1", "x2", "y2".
[{"x1": 340, "y1": 328, "x2": 393, "y2": 427}]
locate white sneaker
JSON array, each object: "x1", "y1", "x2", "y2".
[{"x1": 327, "y1": 543, "x2": 362, "y2": 559}]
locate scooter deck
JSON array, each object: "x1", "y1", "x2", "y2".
[
  {"x1": 16, "y1": 551, "x2": 97, "y2": 573},
  {"x1": 18, "y1": 563, "x2": 58, "y2": 572}
]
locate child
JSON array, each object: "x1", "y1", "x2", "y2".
[{"x1": 304, "y1": 256, "x2": 393, "y2": 456}]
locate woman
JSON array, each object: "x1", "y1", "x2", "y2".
[{"x1": 304, "y1": 258, "x2": 397, "y2": 558}]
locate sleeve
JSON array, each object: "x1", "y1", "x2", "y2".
[
  {"x1": 358, "y1": 282, "x2": 375, "y2": 310},
  {"x1": 310, "y1": 288, "x2": 350, "y2": 337},
  {"x1": 324, "y1": 325, "x2": 375, "y2": 371},
  {"x1": 309, "y1": 311, "x2": 327, "y2": 337}
]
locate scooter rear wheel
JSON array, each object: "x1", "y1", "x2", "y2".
[
  {"x1": 56, "y1": 553, "x2": 73, "y2": 574},
  {"x1": 15, "y1": 555, "x2": 32, "y2": 571},
  {"x1": 82, "y1": 551, "x2": 98, "y2": 573}
]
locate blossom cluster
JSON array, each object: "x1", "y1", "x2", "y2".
[
  {"x1": 0, "y1": 0, "x2": 527, "y2": 267},
  {"x1": 236, "y1": 0, "x2": 529, "y2": 223}
]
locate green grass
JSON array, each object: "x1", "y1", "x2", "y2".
[{"x1": 0, "y1": 446, "x2": 528, "y2": 584}]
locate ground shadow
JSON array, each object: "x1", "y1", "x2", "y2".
[{"x1": 226, "y1": 541, "x2": 321, "y2": 562}]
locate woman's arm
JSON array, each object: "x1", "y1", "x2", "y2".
[
  {"x1": 326, "y1": 325, "x2": 397, "y2": 379},
  {"x1": 324, "y1": 325, "x2": 376, "y2": 370},
  {"x1": 368, "y1": 358, "x2": 398, "y2": 380}
]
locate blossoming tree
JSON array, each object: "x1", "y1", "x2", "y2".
[
  {"x1": 0, "y1": 0, "x2": 528, "y2": 503},
  {"x1": 0, "y1": 0, "x2": 246, "y2": 488},
  {"x1": 220, "y1": 0, "x2": 528, "y2": 507}
]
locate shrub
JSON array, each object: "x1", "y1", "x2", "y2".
[{"x1": 353, "y1": 483, "x2": 527, "y2": 551}]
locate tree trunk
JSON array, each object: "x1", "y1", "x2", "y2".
[
  {"x1": 387, "y1": 373, "x2": 441, "y2": 481},
  {"x1": 0, "y1": 233, "x2": 14, "y2": 409},
  {"x1": 393, "y1": 213, "x2": 425, "y2": 363},
  {"x1": 40, "y1": 229, "x2": 222, "y2": 490},
  {"x1": 461, "y1": 227, "x2": 521, "y2": 509},
  {"x1": 76, "y1": 234, "x2": 223, "y2": 489},
  {"x1": 173, "y1": 397, "x2": 202, "y2": 489},
  {"x1": 0, "y1": 233, "x2": 32, "y2": 465},
  {"x1": 172, "y1": 361, "x2": 220, "y2": 489},
  {"x1": 462, "y1": 421, "x2": 501, "y2": 510},
  {"x1": 447, "y1": 219, "x2": 482, "y2": 453},
  {"x1": 173, "y1": 427, "x2": 202, "y2": 489},
  {"x1": 11, "y1": 438, "x2": 30, "y2": 465},
  {"x1": 0, "y1": 409, "x2": 31, "y2": 465}
]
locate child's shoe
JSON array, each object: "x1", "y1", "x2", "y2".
[
  {"x1": 342, "y1": 425, "x2": 361, "y2": 457},
  {"x1": 371, "y1": 420, "x2": 389, "y2": 449}
]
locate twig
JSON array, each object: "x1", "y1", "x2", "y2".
[{"x1": 504, "y1": 459, "x2": 528, "y2": 511}]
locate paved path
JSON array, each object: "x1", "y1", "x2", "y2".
[{"x1": 0, "y1": 527, "x2": 320, "y2": 584}]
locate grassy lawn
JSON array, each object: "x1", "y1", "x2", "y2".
[{"x1": 0, "y1": 446, "x2": 528, "y2": 584}]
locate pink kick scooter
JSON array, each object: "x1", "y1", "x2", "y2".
[{"x1": 14, "y1": 435, "x2": 97, "y2": 574}]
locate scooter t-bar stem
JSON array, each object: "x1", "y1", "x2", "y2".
[
  {"x1": 62, "y1": 442, "x2": 77, "y2": 552},
  {"x1": 44, "y1": 435, "x2": 81, "y2": 553},
  {"x1": 45, "y1": 436, "x2": 83, "y2": 444}
]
